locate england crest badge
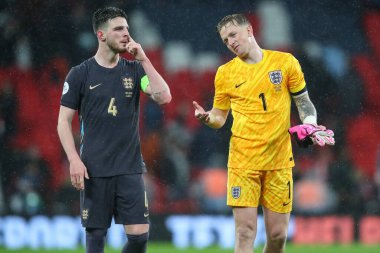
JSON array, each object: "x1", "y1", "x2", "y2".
[
  {"x1": 268, "y1": 70, "x2": 283, "y2": 85},
  {"x1": 231, "y1": 186, "x2": 241, "y2": 199},
  {"x1": 122, "y1": 77, "x2": 134, "y2": 97}
]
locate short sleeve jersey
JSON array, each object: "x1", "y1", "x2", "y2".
[
  {"x1": 213, "y1": 50, "x2": 306, "y2": 171},
  {"x1": 61, "y1": 57, "x2": 148, "y2": 177}
]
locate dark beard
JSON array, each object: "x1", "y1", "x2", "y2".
[{"x1": 109, "y1": 42, "x2": 127, "y2": 54}]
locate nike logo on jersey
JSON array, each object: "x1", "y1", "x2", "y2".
[
  {"x1": 283, "y1": 201, "x2": 291, "y2": 206},
  {"x1": 144, "y1": 212, "x2": 149, "y2": 218},
  {"x1": 235, "y1": 81, "x2": 246, "y2": 88},
  {"x1": 89, "y1": 83, "x2": 102, "y2": 89}
]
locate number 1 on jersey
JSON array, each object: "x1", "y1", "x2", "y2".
[
  {"x1": 108, "y1": 97, "x2": 118, "y2": 116},
  {"x1": 259, "y1": 93, "x2": 267, "y2": 111}
]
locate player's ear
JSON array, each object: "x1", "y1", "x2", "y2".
[
  {"x1": 97, "y1": 31, "x2": 105, "y2": 41},
  {"x1": 247, "y1": 25, "x2": 254, "y2": 37}
]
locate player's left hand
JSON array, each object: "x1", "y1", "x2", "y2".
[
  {"x1": 126, "y1": 35, "x2": 147, "y2": 61},
  {"x1": 193, "y1": 101, "x2": 211, "y2": 123},
  {"x1": 69, "y1": 158, "x2": 89, "y2": 191},
  {"x1": 288, "y1": 124, "x2": 335, "y2": 148}
]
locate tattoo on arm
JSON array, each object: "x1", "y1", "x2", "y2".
[
  {"x1": 151, "y1": 89, "x2": 167, "y2": 98},
  {"x1": 293, "y1": 92, "x2": 317, "y2": 122}
]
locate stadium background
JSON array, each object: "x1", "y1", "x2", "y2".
[{"x1": 0, "y1": 0, "x2": 380, "y2": 251}]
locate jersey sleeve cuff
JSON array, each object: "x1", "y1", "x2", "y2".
[{"x1": 290, "y1": 86, "x2": 307, "y2": 97}]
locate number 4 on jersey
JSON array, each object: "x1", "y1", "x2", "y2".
[{"x1": 108, "y1": 97, "x2": 118, "y2": 116}]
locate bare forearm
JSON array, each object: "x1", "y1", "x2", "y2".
[
  {"x1": 57, "y1": 120, "x2": 80, "y2": 162},
  {"x1": 203, "y1": 107, "x2": 229, "y2": 129},
  {"x1": 140, "y1": 58, "x2": 171, "y2": 104},
  {"x1": 293, "y1": 92, "x2": 317, "y2": 124}
]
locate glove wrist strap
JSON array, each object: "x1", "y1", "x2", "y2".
[{"x1": 303, "y1": 115, "x2": 317, "y2": 125}]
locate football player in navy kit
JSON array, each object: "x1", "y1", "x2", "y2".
[{"x1": 57, "y1": 7, "x2": 171, "y2": 253}]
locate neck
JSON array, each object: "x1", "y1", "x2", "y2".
[
  {"x1": 94, "y1": 45, "x2": 120, "y2": 68},
  {"x1": 240, "y1": 38, "x2": 263, "y2": 64}
]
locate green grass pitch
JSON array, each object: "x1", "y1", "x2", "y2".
[{"x1": 0, "y1": 243, "x2": 379, "y2": 253}]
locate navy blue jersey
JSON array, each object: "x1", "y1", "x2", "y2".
[{"x1": 61, "y1": 57, "x2": 147, "y2": 177}]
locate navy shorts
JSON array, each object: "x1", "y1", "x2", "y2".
[{"x1": 80, "y1": 174, "x2": 149, "y2": 228}]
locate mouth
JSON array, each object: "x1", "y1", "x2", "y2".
[
  {"x1": 121, "y1": 37, "x2": 129, "y2": 43},
  {"x1": 120, "y1": 41, "x2": 128, "y2": 47}
]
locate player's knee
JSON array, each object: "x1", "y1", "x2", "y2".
[
  {"x1": 85, "y1": 228, "x2": 108, "y2": 253},
  {"x1": 235, "y1": 224, "x2": 256, "y2": 242},
  {"x1": 127, "y1": 232, "x2": 149, "y2": 246},
  {"x1": 267, "y1": 228, "x2": 287, "y2": 245}
]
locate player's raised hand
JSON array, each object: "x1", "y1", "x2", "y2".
[
  {"x1": 126, "y1": 35, "x2": 147, "y2": 61},
  {"x1": 69, "y1": 157, "x2": 89, "y2": 190},
  {"x1": 193, "y1": 101, "x2": 211, "y2": 123}
]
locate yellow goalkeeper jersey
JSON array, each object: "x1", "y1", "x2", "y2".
[{"x1": 213, "y1": 49, "x2": 306, "y2": 170}]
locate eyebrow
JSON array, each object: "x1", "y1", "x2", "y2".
[{"x1": 113, "y1": 25, "x2": 129, "y2": 30}]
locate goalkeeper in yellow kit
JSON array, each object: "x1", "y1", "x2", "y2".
[{"x1": 193, "y1": 14, "x2": 334, "y2": 253}]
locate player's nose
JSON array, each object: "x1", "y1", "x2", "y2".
[
  {"x1": 228, "y1": 38, "x2": 236, "y2": 47},
  {"x1": 124, "y1": 33, "x2": 130, "y2": 42}
]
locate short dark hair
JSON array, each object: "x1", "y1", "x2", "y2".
[
  {"x1": 92, "y1": 7, "x2": 128, "y2": 34},
  {"x1": 216, "y1": 14, "x2": 250, "y2": 33}
]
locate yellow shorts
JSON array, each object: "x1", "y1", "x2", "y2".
[{"x1": 227, "y1": 167, "x2": 293, "y2": 213}]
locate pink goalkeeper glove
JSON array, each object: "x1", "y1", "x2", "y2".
[{"x1": 288, "y1": 124, "x2": 335, "y2": 148}]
